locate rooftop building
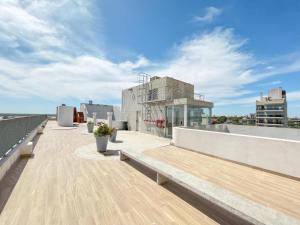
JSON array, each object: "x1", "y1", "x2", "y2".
[
  {"x1": 256, "y1": 87, "x2": 288, "y2": 127},
  {"x1": 122, "y1": 74, "x2": 214, "y2": 137},
  {"x1": 80, "y1": 101, "x2": 115, "y2": 121}
]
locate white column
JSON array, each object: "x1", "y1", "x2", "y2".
[
  {"x1": 107, "y1": 112, "x2": 113, "y2": 128},
  {"x1": 171, "y1": 105, "x2": 175, "y2": 128},
  {"x1": 184, "y1": 104, "x2": 188, "y2": 127},
  {"x1": 208, "y1": 108, "x2": 212, "y2": 124},
  {"x1": 92, "y1": 112, "x2": 97, "y2": 124}
]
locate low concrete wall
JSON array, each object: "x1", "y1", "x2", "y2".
[
  {"x1": 195, "y1": 124, "x2": 300, "y2": 141},
  {"x1": 0, "y1": 122, "x2": 46, "y2": 181},
  {"x1": 173, "y1": 127, "x2": 300, "y2": 179},
  {"x1": 226, "y1": 124, "x2": 300, "y2": 141}
]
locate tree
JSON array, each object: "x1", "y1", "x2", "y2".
[{"x1": 217, "y1": 116, "x2": 227, "y2": 124}]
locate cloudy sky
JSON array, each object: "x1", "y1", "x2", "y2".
[{"x1": 0, "y1": 0, "x2": 300, "y2": 116}]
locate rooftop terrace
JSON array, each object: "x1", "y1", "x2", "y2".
[{"x1": 0, "y1": 121, "x2": 300, "y2": 225}]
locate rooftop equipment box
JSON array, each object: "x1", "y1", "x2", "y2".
[{"x1": 57, "y1": 106, "x2": 74, "y2": 127}]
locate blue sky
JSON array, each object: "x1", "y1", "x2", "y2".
[{"x1": 0, "y1": 0, "x2": 300, "y2": 116}]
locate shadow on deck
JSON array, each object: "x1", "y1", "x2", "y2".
[
  {"x1": 125, "y1": 159, "x2": 254, "y2": 225},
  {"x1": 0, "y1": 133, "x2": 42, "y2": 213}
]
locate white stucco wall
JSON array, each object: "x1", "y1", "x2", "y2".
[
  {"x1": 57, "y1": 106, "x2": 74, "y2": 127},
  {"x1": 173, "y1": 127, "x2": 300, "y2": 178}
]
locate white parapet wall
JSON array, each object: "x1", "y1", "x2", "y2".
[
  {"x1": 0, "y1": 123, "x2": 45, "y2": 181},
  {"x1": 173, "y1": 127, "x2": 300, "y2": 179}
]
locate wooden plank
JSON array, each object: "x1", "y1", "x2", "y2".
[
  {"x1": 0, "y1": 121, "x2": 217, "y2": 225},
  {"x1": 145, "y1": 145, "x2": 300, "y2": 221},
  {"x1": 121, "y1": 148, "x2": 300, "y2": 225}
]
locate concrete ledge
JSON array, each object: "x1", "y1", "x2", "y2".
[{"x1": 120, "y1": 149, "x2": 300, "y2": 225}]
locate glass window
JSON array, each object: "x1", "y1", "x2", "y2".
[
  {"x1": 187, "y1": 106, "x2": 210, "y2": 127},
  {"x1": 165, "y1": 105, "x2": 184, "y2": 138},
  {"x1": 173, "y1": 105, "x2": 184, "y2": 126},
  {"x1": 148, "y1": 88, "x2": 158, "y2": 101}
]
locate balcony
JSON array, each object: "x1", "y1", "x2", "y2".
[
  {"x1": 256, "y1": 122, "x2": 284, "y2": 126},
  {"x1": 256, "y1": 115, "x2": 285, "y2": 119},
  {"x1": 0, "y1": 120, "x2": 300, "y2": 224},
  {"x1": 256, "y1": 109, "x2": 284, "y2": 112}
]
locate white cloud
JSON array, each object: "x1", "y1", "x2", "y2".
[
  {"x1": 288, "y1": 91, "x2": 300, "y2": 101},
  {"x1": 216, "y1": 96, "x2": 258, "y2": 106},
  {"x1": 150, "y1": 28, "x2": 256, "y2": 103},
  {"x1": 0, "y1": 55, "x2": 148, "y2": 101},
  {"x1": 0, "y1": 0, "x2": 142, "y2": 102},
  {"x1": 194, "y1": 7, "x2": 222, "y2": 23},
  {"x1": 0, "y1": 2, "x2": 63, "y2": 49},
  {"x1": 255, "y1": 53, "x2": 300, "y2": 80},
  {"x1": 256, "y1": 80, "x2": 282, "y2": 87},
  {"x1": 0, "y1": 0, "x2": 300, "y2": 114}
]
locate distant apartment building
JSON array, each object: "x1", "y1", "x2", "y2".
[
  {"x1": 256, "y1": 88, "x2": 288, "y2": 127},
  {"x1": 122, "y1": 75, "x2": 213, "y2": 137},
  {"x1": 80, "y1": 101, "x2": 114, "y2": 122}
]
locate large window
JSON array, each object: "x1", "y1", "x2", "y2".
[
  {"x1": 257, "y1": 105, "x2": 284, "y2": 110},
  {"x1": 148, "y1": 88, "x2": 158, "y2": 101},
  {"x1": 165, "y1": 105, "x2": 184, "y2": 138},
  {"x1": 187, "y1": 106, "x2": 210, "y2": 127}
]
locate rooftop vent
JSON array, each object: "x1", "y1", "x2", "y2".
[{"x1": 88, "y1": 100, "x2": 93, "y2": 105}]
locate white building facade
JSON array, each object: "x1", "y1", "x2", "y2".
[
  {"x1": 256, "y1": 88, "x2": 288, "y2": 127},
  {"x1": 122, "y1": 75, "x2": 213, "y2": 137}
]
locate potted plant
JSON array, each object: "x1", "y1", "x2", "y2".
[
  {"x1": 87, "y1": 121, "x2": 94, "y2": 133},
  {"x1": 109, "y1": 128, "x2": 117, "y2": 142},
  {"x1": 94, "y1": 122, "x2": 112, "y2": 152}
]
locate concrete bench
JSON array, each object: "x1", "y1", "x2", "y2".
[
  {"x1": 20, "y1": 141, "x2": 33, "y2": 157},
  {"x1": 120, "y1": 150, "x2": 300, "y2": 225}
]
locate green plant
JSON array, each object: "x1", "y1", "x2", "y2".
[
  {"x1": 217, "y1": 116, "x2": 227, "y2": 124},
  {"x1": 94, "y1": 122, "x2": 112, "y2": 137}
]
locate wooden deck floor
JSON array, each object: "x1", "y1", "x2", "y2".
[
  {"x1": 0, "y1": 122, "x2": 220, "y2": 225},
  {"x1": 144, "y1": 145, "x2": 300, "y2": 221}
]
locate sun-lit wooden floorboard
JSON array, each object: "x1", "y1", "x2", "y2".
[
  {"x1": 0, "y1": 122, "x2": 218, "y2": 225},
  {"x1": 144, "y1": 145, "x2": 300, "y2": 221}
]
